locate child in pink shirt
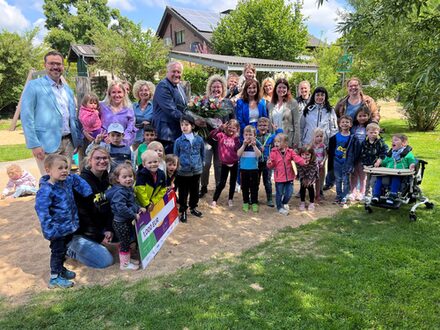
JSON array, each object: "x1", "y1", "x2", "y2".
[
  {"x1": 1, "y1": 164, "x2": 37, "y2": 199},
  {"x1": 79, "y1": 93, "x2": 103, "y2": 139}
]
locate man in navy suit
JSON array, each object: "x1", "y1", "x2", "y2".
[
  {"x1": 21, "y1": 50, "x2": 82, "y2": 174},
  {"x1": 152, "y1": 61, "x2": 187, "y2": 154}
]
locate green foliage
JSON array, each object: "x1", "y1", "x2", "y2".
[
  {"x1": 0, "y1": 144, "x2": 32, "y2": 162},
  {"x1": 90, "y1": 25, "x2": 169, "y2": 85},
  {"x1": 182, "y1": 64, "x2": 220, "y2": 96},
  {"x1": 0, "y1": 29, "x2": 46, "y2": 112},
  {"x1": 212, "y1": 0, "x2": 308, "y2": 61},
  {"x1": 338, "y1": 0, "x2": 440, "y2": 130}
]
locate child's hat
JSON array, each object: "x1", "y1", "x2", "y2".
[{"x1": 107, "y1": 123, "x2": 124, "y2": 133}]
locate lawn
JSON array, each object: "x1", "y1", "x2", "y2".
[
  {"x1": 0, "y1": 144, "x2": 32, "y2": 162},
  {"x1": 0, "y1": 118, "x2": 439, "y2": 329}
]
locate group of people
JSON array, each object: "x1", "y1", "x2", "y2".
[{"x1": 10, "y1": 50, "x2": 416, "y2": 289}]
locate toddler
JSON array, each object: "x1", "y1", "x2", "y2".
[
  {"x1": 79, "y1": 93, "x2": 103, "y2": 139},
  {"x1": 135, "y1": 150, "x2": 167, "y2": 211},
  {"x1": 35, "y1": 154, "x2": 92, "y2": 289},
  {"x1": 267, "y1": 133, "x2": 305, "y2": 215},
  {"x1": 165, "y1": 154, "x2": 179, "y2": 191},
  {"x1": 311, "y1": 128, "x2": 327, "y2": 201},
  {"x1": 237, "y1": 125, "x2": 262, "y2": 213},
  {"x1": 136, "y1": 126, "x2": 157, "y2": 167},
  {"x1": 297, "y1": 146, "x2": 319, "y2": 211},
  {"x1": 361, "y1": 122, "x2": 389, "y2": 195},
  {"x1": 1, "y1": 164, "x2": 37, "y2": 199},
  {"x1": 209, "y1": 119, "x2": 240, "y2": 208},
  {"x1": 106, "y1": 163, "x2": 146, "y2": 270},
  {"x1": 257, "y1": 117, "x2": 282, "y2": 207},
  {"x1": 173, "y1": 114, "x2": 205, "y2": 223},
  {"x1": 372, "y1": 134, "x2": 416, "y2": 205},
  {"x1": 147, "y1": 141, "x2": 166, "y2": 173}
]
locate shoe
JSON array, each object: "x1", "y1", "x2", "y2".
[
  {"x1": 278, "y1": 208, "x2": 289, "y2": 215},
  {"x1": 199, "y1": 186, "x2": 208, "y2": 198},
  {"x1": 356, "y1": 193, "x2": 364, "y2": 201},
  {"x1": 266, "y1": 199, "x2": 274, "y2": 207},
  {"x1": 386, "y1": 198, "x2": 395, "y2": 205},
  {"x1": 252, "y1": 204, "x2": 259, "y2": 213},
  {"x1": 210, "y1": 201, "x2": 217, "y2": 208},
  {"x1": 371, "y1": 196, "x2": 379, "y2": 203},
  {"x1": 340, "y1": 199, "x2": 349, "y2": 209},
  {"x1": 242, "y1": 203, "x2": 249, "y2": 212},
  {"x1": 308, "y1": 203, "x2": 315, "y2": 211},
  {"x1": 119, "y1": 252, "x2": 139, "y2": 270},
  {"x1": 333, "y1": 198, "x2": 341, "y2": 205},
  {"x1": 235, "y1": 184, "x2": 241, "y2": 193},
  {"x1": 190, "y1": 208, "x2": 203, "y2": 217},
  {"x1": 299, "y1": 202, "x2": 306, "y2": 211},
  {"x1": 179, "y1": 211, "x2": 187, "y2": 223},
  {"x1": 323, "y1": 184, "x2": 333, "y2": 191},
  {"x1": 48, "y1": 276, "x2": 74, "y2": 289},
  {"x1": 228, "y1": 199, "x2": 233, "y2": 207},
  {"x1": 284, "y1": 204, "x2": 290, "y2": 211},
  {"x1": 60, "y1": 267, "x2": 76, "y2": 280}
]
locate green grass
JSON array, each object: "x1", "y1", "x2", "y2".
[
  {"x1": 0, "y1": 119, "x2": 21, "y2": 131},
  {"x1": 0, "y1": 119, "x2": 439, "y2": 329},
  {"x1": 0, "y1": 144, "x2": 32, "y2": 162}
]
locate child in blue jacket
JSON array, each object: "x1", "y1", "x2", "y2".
[
  {"x1": 174, "y1": 114, "x2": 205, "y2": 223},
  {"x1": 35, "y1": 154, "x2": 92, "y2": 289}
]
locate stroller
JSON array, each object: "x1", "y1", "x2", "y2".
[{"x1": 363, "y1": 159, "x2": 434, "y2": 221}]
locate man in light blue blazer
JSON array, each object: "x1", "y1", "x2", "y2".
[{"x1": 21, "y1": 50, "x2": 82, "y2": 174}]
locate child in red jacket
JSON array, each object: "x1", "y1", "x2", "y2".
[{"x1": 267, "y1": 133, "x2": 306, "y2": 215}]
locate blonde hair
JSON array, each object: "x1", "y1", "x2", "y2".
[
  {"x1": 103, "y1": 80, "x2": 131, "y2": 108},
  {"x1": 274, "y1": 133, "x2": 289, "y2": 144},
  {"x1": 141, "y1": 149, "x2": 160, "y2": 163},
  {"x1": 6, "y1": 164, "x2": 23, "y2": 176},
  {"x1": 366, "y1": 122, "x2": 380, "y2": 132},
  {"x1": 110, "y1": 162, "x2": 135, "y2": 185},
  {"x1": 312, "y1": 127, "x2": 325, "y2": 140},
  {"x1": 147, "y1": 141, "x2": 165, "y2": 160},
  {"x1": 206, "y1": 74, "x2": 227, "y2": 98},
  {"x1": 83, "y1": 146, "x2": 110, "y2": 171},
  {"x1": 261, "y1": 77, "x2": 275, "y2": 100},
  {"x1": 132, "y1": 80, "x2": 156, "y2": 100},
  {"x1": 243, "y1": 125, "x2": 256, "y2": 136}
]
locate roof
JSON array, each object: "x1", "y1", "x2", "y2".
[
  {"x1": 157, "y1": 6, "x2": 324, "y2": 48},
  {"x1": 170, "y1": 51, "x2": 318, "y2": 73},
  {"x1": 67, "y1": 44, "x2": 99, "y2": 62}
]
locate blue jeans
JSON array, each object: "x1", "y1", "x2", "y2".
[
  {"x1": 258, "y1": 162, "x2": 272, "y2": 197},
  {"x1": 373, "y1": 176, "x2": 402, "y2": 197},
  {"x1": 50, "y1": 234, "x2": 72, "y2": 276},
  {"x1": 334, "y1": 161, "x2": 349, "y2": 201},
  {"x1": 13, "y1": 185, "x2": 38, "y2": 198},
  {"x1": 66, "y1": 235, "x2": 114, "y2": 268},
  {"x1": 275, "y1": 181, "x2": 294, "y2": 210}
]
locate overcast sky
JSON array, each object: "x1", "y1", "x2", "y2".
[{"x1": 1, "y1": 0, "x2": 348, "y2": 45}]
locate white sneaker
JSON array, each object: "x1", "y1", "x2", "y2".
[
  {"x1": 278, "y1": 208, "x2": 289, "y2": 215},
  {"x1": 299, "y1": 202, "x2": 306, "y2": 211},
  {"x1": 210, "y1": 201, "x2": 217, "y2": 208},
  {"x1": 120, "y1": 262, "x2": 139, "y2": 270},
  {"x1": 308, "y1": 203, "x2": 315, "y2": 211},
  {"x1": 283, "y1": 204, "x2": 290, "y2": 210},
  {"x1": 228, "y1": 199, "x2": 233, "y2": 207},
  {"x1": 235, "y1": 184, "x2": 241, "y2": 193}
]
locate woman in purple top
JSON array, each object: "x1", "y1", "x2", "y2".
[{"x1": 100, "y1": 81, "x2": 137, "y2": 147}]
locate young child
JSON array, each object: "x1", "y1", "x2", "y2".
[
  {"x1": 297, "y1": 146, "x2": 320, "y2": 211},
  {"x1": 267, "y1": 133, "x2": 305, "y2": 215},
  {"x1": 237, "y1": 125, "x2": 262, "y2": 212},
  {"x1": 148, "y1": 141, "x2": 166, "y2": 173},
  {"x1": 136, "y1": 126, "x2": 157, "y2": 167},
  {"x1": 328, "y1": 115, "x2": 359, "y2": 208},
  {"x1": 173, "y1": 114, "x2": 205, "y2": 222},
  {"x1": 257, "y1": 117, "x2": 282, "y2": 207},
  {"x1": 1, "y1": 164, "x2": 37, "y2": 199},
  {"x1": 361, "y1": 122, "x2": 389, "y2": 196},
  {"x1": 106, "y1": 163, "x2": 146, "y2": 271},
  {"x1": 349, "y1": 106, "x2": 372, "y2": 201},
  {"x1": 87, "y1": 122, "x2": 134, "y2": 172},
  {"x1": 135, "y1": 150, "x2": 167, "y2": 211},
  {"x1": 372, "y1": 134, "x2": 416, "y2": 205},
  {"x1": 165, "y1": 154, "x2": 179, "y2": 191},
  {"x1": 209, "y1": 119, "x2": 240, "y2": 208},
  {"x1": 79, "y1": 93, "x2": 103, "y2": 139},
  {"x1": 35, "y1": 154, "x2": 92, "y2": 289},
  {"x1": 311, "y1": 128, "x2": 327, "y2": 201}
]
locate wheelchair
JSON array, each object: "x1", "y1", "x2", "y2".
[{"x1": 363, "y1": 160, "x2": 434, "y2": 221}]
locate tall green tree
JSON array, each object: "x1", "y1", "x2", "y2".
[
  {"x1": 0, "y1": 29, "x2": 46, "y2": 112},
  {"x1": 212, "y1": 0, "x2": 308, "y2": 61},
  {"x1": 91, "y1": 24, "x2": 169, "y2": 84}
]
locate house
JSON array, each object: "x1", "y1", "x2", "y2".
[{"x1": 156, "y1": 6, "x2": 324, "y2": 54}]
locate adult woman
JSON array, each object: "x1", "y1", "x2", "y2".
[
  {"x1": 267, "y1": 78, "x2": 301, "y2": 147},
  {"x1": 199, "y1": 74, "x2": 234, "y2": 197},
  {"x1": 67, "y1": 146, "x2": 114, "y2": 268},
  {"x1": 300, "y1": 86, "x2": 338, "y2": 147},
  {"x1": 261, "y1": 77, "x2": 275, "y2": 103},
  {"x1": 236, "y1": 79, "x2": 268, "y2": 136},
  {"x1": 334, "y1": 77, "x2": 379, "y2": 122},
  {"x1": 100, "y1": 81, "x2": 137, "y2": 146},
  {"x1": 132, "y1": 80, "x2": 155, "y2": 150}
]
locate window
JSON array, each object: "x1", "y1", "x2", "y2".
[{"x1": 175, "y1": 30, "x2": 185, "y2": 45}]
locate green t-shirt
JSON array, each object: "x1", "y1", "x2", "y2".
[{"x1": 136, "y1": 143, "x2": 148, "y2": 166}]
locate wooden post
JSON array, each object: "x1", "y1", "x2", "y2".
[{"x1": 9, "y1": 69, "x2": 35, "y2": 131}]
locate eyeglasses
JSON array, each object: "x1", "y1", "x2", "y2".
[
  {"x1": 46, "y1": 62, "x2": 63, "y2": 67},
  {"x1": 92, "y1": 156, "x2": 109, "y2": 161}
]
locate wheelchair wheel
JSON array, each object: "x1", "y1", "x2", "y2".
[
  {"x1": 409, "y1": 213, "x2": 417, "y2": 222},
  {"x1": 425, "y1": 202, "x2": 434, "y2": 209}
]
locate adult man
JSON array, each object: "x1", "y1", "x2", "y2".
[
  {"x1": 21, "y1": 50, "x2": 82, "y2": 175},
  {"x1": 152, "y1": 61, "x2": 187, "y2": 154},
  {"x1": 295, "y1": 80, "x2": 311, "y2": 115}
]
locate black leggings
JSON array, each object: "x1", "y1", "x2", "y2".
[
  {"x1": 241, "y1": 169, "x2": 259, "y2": 204},
  {"x1": 213, "y1": 163, "x2": 238, "y2": 202},
  {"x1": 113, "y1": 220, "x2": 132, "y2": 253},
  {"x1": 300, "y1": 184, "x2": 315, "y2": 203},
  {"x1": 176, "y1": 174, "x2": 201, "y2": 212}
]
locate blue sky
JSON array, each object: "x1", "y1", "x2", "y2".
[{"x1": 1, "y1": 0, "x2": 348, "y2": 45}]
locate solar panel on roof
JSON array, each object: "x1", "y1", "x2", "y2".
[{"x1": 176, "y1": 7, "x2": 221, "y2": 32}]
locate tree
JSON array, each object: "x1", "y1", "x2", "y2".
[
  {"x1": 91, "y1": 24, "x2": 169, "y2": 84},
  {"x1": 0, "y1": 29, "x2": 46, "y2": 112},
  {"x1": 211, "y1": 0, "x2": 308, "y2": 61}
]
